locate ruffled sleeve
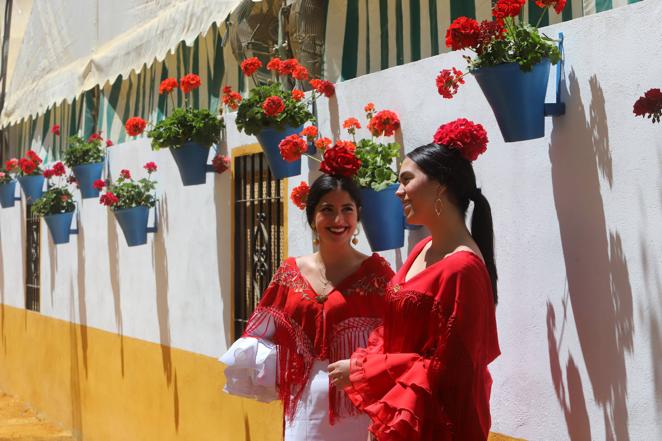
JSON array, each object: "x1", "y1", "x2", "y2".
[
  {"x1": 219, "y1": 313, "x2": 278, "y2": 402},
  {"x1": 344, "y1": 256, "x2": 499, "y2": 441}
]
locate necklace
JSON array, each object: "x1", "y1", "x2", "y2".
[{"x1": 315, "y1": 253, "x2": 332, "y2": 302}]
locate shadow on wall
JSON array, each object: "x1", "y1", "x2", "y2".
[
  {"x1": 0, "y1": 225, "x2": 5, "y2": 351},
  {"x1": 637, "y1": 148, "x2": 662, "y2": 415},
  {"x1": 547, "y1": 70, "x2": 634, "y2": 440},
  {"x1": 107, "y1": 207, "x2": 125, "y2": 376},
  {"x1": 152, "y1": 195, "x2": 172, "y2": 385},
  {"x1": 76, "y1": 217, "x2": 89, "y2": 377}
]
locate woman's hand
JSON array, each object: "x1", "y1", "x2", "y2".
[{"x1": 327, "y1": 359, "x2": 351, "y2": 388}]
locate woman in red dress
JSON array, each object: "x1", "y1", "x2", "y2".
[
  {"x1": 221, "y1": 174, "x2": 394, "y2": 440},
  {"x1": 328, "y1": 123, "x2": 500, "y2": 441}
]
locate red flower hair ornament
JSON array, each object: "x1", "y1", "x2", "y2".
[{"x1": 432, "y1": 118, "x2": 488, "y2": 162}]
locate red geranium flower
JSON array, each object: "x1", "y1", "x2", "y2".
[
  {"x1": 159, "y1": 78, "x2": 178, "y2": 94},
  {"x1": 433, "y1": 118, "x2": 488, "y2": 162},
  {"x1": 367, "y1": 110, "x2": 400, "y2": 137},
  {"x1": 212, "y1": 154, "x2": 230, "y2": 174},
  {"x1": 475, "y1": 20, "x2": 506, "y2": 55},
  {"x1": 445, "y1": 16, "x2": 480, "y2": 51},
  {"x1": 222, "y1": 85, "x2": 242, "y2": 110},
  {"x1": 106, "y1": 140, "x2": 113, "y2": 147},
  {"x1": 241, "y1": 57, "x2": 262, "y2": 77},
  {"x1": 26, "y1": 150, "x2": 42, "y2": 164},
  {"x1": 51, "y1": 125, "x2": 61, "y2": 136},
  {"x1": 300, "y1": 126, "x2": 318, "y2": 141},
  {"x1": 100, "y1": 192, "x2": 119, "y2": 207},
  {"x1": 88, "y1": 132, "x2": 102, "y2": 142},
  {"x1": 309, "y1": 79, "x2": 335, "y2": 98},
  {"x1": 279, "y1": 59, "x2": 299, "y2": 76},
  {"x1": 291, "y1": 89, "x2": 305, "y2": 102},
  {"x1": 364, "y1": 102, "x2": 375, "y2": 119},
  {"x1": 314, "y1": 137, "x2": 332, "y2": 151},
  {"x1": 143, "y1": 162, "x2": 158, "y2": 173},
  {"x1": 93, "y1": 179, "x2": 106, "y2": 190},
  {"x1": 335, "y1": 140, "x2": 356, "y2": 152},
  {"x1": 120, "y1": 169, "x2": 131, "y2": 180},
  {"x1": 633, "y1": 88, "x2": 662, "y2": 123},
  {"x1": 5, "y1": 158, "x2": 18, "y2": 172},
  {"x1": 343, "y1": 117, "x2": 361, "y2": 135},
  {"x1": 278, "y1": 134, "x2": 308, "y2": 162},
  {"x1": 266, "y1": 57, "x2": 282, "y2": 72},
  {"x1": 52, "y1": 162, "x2": 66, "y2": 176},
  {"x1": 535, "y1": 0, "x2": 567, "y2": 14},
  {"x1": 262, "y1": 96, "x2": 285, "y2": 117},
  {"x1": 20, "y1": 159, "x2": 36, "y2": 175},
  {"x1": 319, "y1": 143, "x2": 361, "y2": 177},
  {"x1": 492, "y1": 0, "x2": 526, "y2": 19},
  {"x1": 180, "y1": 73, "x2": 202, "y2": 94},
  {"x1": 290, "y1": 181, "x2": 310, "y2": 210},
  {"x1": 436, "y1": 67, "x2": 465, "y2": 99},
  {"x1": 125, "y1": 117, "x2": 147, "y2": 136},
  {"x1": 292, "y1": 65, "x2": 309, "y2": 81},
  {"x1": 43, "y1": 168, "x2": 55, "y2": 179}
]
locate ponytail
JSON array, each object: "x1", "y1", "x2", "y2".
[{"x1": 470, "y1": 190, "x2": 498, "y2": 304}]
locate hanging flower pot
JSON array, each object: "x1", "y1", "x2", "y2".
[
  {"x1": 72, "y1": 162, "x2": 105, "y2": 198},
  {"x1": 44, "y1": 211, "x2": 75, "y2": 244},
  {"x1": 114, "y1": 206, "x2": 150, "y2": 247},
  {"x1": 169, "y1": 142, "x2": 210, "y2": 186},
  {"x1": 0, "y1": 180, "x2": 17, "y2": 208},
  {"x1": 473, "y1": 59, "x2": 551, "y2": 142},
  {"x1": 255, "y1": 125, "x2": 304, "y2": 179},
  {"x1": 360, "y1": 183, "x2": 404, "y2": 252},
  {"x1": 17, "y1": 175, "x2": 45, "y2": 203}
]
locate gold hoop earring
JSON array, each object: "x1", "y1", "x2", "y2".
[
  {"x1": 352, "y1": 227, "x2": 360, "y2": 245},
  {"x1": 434, "y1": 198, "x2": 443, "y2": 217}
]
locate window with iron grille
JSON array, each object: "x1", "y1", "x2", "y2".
[
  {"x1": 25, "y1": 205, "x2": 40, "y2": 311},
  {"x1": 233, "y1": 152, "x2": 285, "y2": 338}
]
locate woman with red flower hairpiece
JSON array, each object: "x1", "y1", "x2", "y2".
[
  {"x1": 221, "y1": 172, "x2": 394, "y2": 441},
  {"x1": 329, "y1": 119, "x2": 500, "y2": 441}
]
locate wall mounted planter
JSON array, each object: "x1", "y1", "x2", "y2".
[
  {"x1": 17, "y1": 175, "x2": 45, "y2": 203},
  {"x1": 255, "y1": 125, "x2": 304, "y2": 179},
  {"x1": 113, "y1": 205, "x2": 157, "y2": 247},
  {"x1": 472, "y1": 33, "x2": 565, "y2": 142},
  {"x1": 73, "y1": 162, "x2": 105, "y2": 198},
  {"x1": 170, "y1": 142, "x2": 212, "y2": 186},
  {"x1": 360, "y1": 183, "x2": 405, "y2": 251},
  {"x1": 44, "y1": 211, "x2": 77, "y2": 244},
  {"x1": 0, "y1": 181, "x2": 18, "y2": 208}
]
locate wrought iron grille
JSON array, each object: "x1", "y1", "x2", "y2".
[
  {"x1": 25, "y1": 205, "x2": 40, "y2": 311},
  {"x1": 233, "y1": 152, "x2": 285, "y2": 338}
]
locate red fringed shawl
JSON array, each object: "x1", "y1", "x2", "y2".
[
  {"x1": 345, "y1": 238, "x2": 500, "y2": 441},
  {"x1": 243, "y1": 253, "x2": 394, "y2": 423}
]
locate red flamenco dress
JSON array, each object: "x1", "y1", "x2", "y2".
[
  {"x1": 345, "y1": 238, "x2": 500, "y2": 441},
  {"x1": 220, "y1": 253, "x2": 394, "y2": 440}
]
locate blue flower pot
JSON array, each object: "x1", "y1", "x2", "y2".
[
  {"x1": 73, "y1": 162, "x2": 105, "y2": 198},
  {"x1": 17, "y1": 175, "x2": 45, "y2": 203},
  {"x1": 0, "y1": 180, "x2": 17, "y2": 208},
  {"x1": 255, "y1": 125, "x2": 304, "y2": 179},
  {"x1": 360, "y1": 184, "x2": 405, "y2": 251},
  {"x1": 44, "y1": 211, "x2": 75, "y2": 244},
  {"x1": 170, "y1": 142, "x2": 211, "y2": 186},
  {"x1": 473, "y1": 59, "x2": 551, "y2": 142},
  {"x1": 114, "y1": 206, "x2": 149, "y2": 247}
]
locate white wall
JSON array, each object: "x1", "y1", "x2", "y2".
[{"x1": 1, "y1": 1, "x2": 662, "y2": 439}]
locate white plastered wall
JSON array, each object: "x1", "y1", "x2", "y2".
[{"x1": 1, "y1": 1, "x2": 662, "y2": 439}]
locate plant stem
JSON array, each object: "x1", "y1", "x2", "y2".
[{"x1": 535, "y1": 7, "x2": 549, "y2": 28}]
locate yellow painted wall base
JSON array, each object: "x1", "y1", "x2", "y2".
[
  {"x1": 0, "y1": 304, "x2": 524, "y2": 440},
  {"x1": 0, "y1": 304, "x2": 282, "y2": 441}
]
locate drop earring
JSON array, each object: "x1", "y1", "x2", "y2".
[
  {"x1": 434, "y1": 198, "x2": 444, "y2": 217},
  {"x1": 312, "y1": 228, "x2": 319, "y2": 245},
  {"x1": 352, "y1": 227, "x2": 360, "y2": 245}
]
